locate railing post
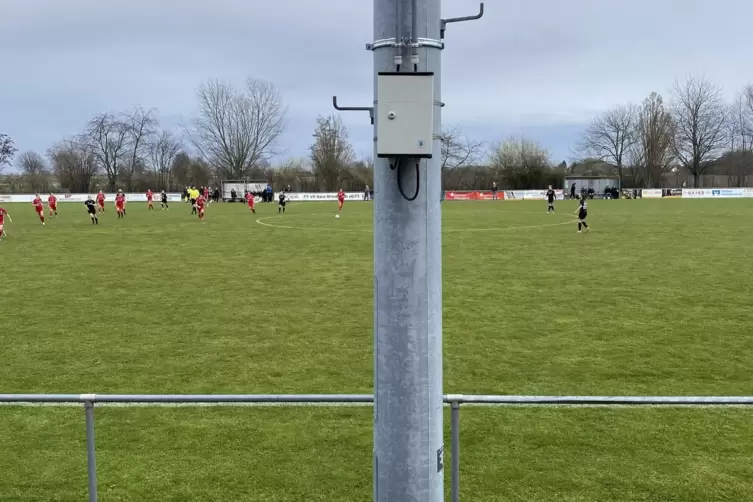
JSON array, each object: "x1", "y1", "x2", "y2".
[
  {"x1": 84, "y1": 401, "x2": 98, "y2": 502},
  {"x1": 451, "y1": 401, "x2": 460, "y2": 502}
]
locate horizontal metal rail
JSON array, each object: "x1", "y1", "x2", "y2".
[
  {"x1": 1, "y1": 393, "x2": 752, "y2": 502},
  {"x1": 3, "y1": 394, "x2": 753, "y2": 404}
]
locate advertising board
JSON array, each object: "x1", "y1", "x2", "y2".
[
  {"x1": 683, "y1": 188, "x2": 744, "y2": 198},
  {"x1": 280, "y1": 192, "x2": 365, "y2": 202},
  {"x1": 444, "y1": 191, "x2": 504, "y2": 201},
  {"x1": 503, "y1": 190, "x2": 564, "y2": 200},
  {"x1": 2, "y1": 193, "x2": 182, "y2": 203},
  {"x1": 641, "y1": 189, "x2": 663, "y2": 198}
]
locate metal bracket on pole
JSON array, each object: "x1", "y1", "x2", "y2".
[
  {"x1": 332, "y1": 96, "x2": 375, "y2": 124},
  {"x1": 440, "y1": 3, "x2": 484, "y2": 39}
]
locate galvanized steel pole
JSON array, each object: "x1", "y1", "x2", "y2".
[{"x1": 372, "y1": 0, "x2": 444, "y2": 500}]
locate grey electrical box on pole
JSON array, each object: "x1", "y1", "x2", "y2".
[
  {"x1": 331, "y1": 1, "x2": 482, "y2": 500},
  {"x1": 376, "y1": 72, "x2": 435, "y2": 158}
]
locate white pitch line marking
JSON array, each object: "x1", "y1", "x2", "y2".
[{"x1": 255, "y1": 214, "x2": 580, "y2": 233}]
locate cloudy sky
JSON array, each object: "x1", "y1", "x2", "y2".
[{"x1": 1, "y1": 0, "x2": 751, "y2": 169}]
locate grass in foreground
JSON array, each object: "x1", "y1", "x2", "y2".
[
  {"x1": 2, "y1": 198, "x2": 753, "y2": 500},
  {"x1": 1, "y1": 406, "x2": 752, "y2": 501}
]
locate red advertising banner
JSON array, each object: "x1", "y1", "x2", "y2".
[{"x1": 444, "y1": 191, "x2": 504, "y2": 201}]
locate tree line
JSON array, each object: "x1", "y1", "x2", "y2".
[
  {"x1": 577, "y1": 76, "x2": 753, "y2": 188},
  {"x1": 1, "y1": 75, "x2": 752, "y2": 193}
]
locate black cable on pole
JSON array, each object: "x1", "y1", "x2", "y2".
[{"x1": 391, "y1": 158, "x2": 419, "y2": 201}]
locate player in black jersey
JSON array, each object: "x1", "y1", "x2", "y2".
[
  {"x1": 160, "y1": 190, "x2": 169, "y2": 210},
  {"x1": 84, "y1": 196, "x2": 99, "y2": 224},
  {"x1": 278, "y1": 192, "x2": 287, "y2": 213},
  {"x1": 546, "y1": 185, "x2": 556, "y2": 213},
  {"x1": 575, "y1": 198, "x2": 589, "y2": 233}
]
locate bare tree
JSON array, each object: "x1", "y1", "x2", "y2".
[
  {"x1": 85, "y1": 113, "x2": 130, "y2": 190},
  {"x1": 18, "y1": 151, "x2": 46, "y2": 174},
  {"x1": 190, "y1": 158, "x2": 212, "y2": 187},
  {"x1": 150, "y1": 130, "x2": 181, "y2": 190},
  {"x1": 576, "y1": 104, "x2": 638, "y2": 188},
  {"x1": 629, "y1": 92, "x2": 675, "y2": 187},
  {"x1": 310, "y1": 114, "x2": 354, "y2": 191},
  {"x1": 170, "y1": 152, "x2": 211, "y2": 188},
  {"x1": 170, "y1": 152, "x2": 192, "y2": 188},
  {"x1": 274, "y1": 157, "x2": 312, "y2": 191},
  {"x1": 722, "y1": 89, "x2": 753, "y2": 186},
  {"x1": 48, "y1": 139, "x2": 98, "y2": 193},
  {"x1": 670, "y1": 75, "x2": 727, "y2": 187},
  {"x1": 350, "y1": 156, "x2": 374, "y2": 189},
  {"x1": 488, "y1": 137, "x2": 552, "y2": 189},
  {"x1": 439, "y1": 125, "x2": 484, "y2": 171},
  {"x1": 726, "y1": 92, "x2": 751, "y2": 152},
  {"x1": 0, "y1": 134, "x2": 17, "y2": 173},
  {"x1": 186, "y1": 78, "x2": 286, "y2": 179},
  {"x1": 17, "y1": 151, "x2": 51, "y2": 192},
  {"x1": 121, "y1": 107, "x2": 157, "y2": 191}
]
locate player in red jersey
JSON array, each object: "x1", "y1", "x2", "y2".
[
  {"x1": 0, "y1": 206, "x2": 11, "y2": 240},
  {"x1": 48, "y1": 193, "x2": 58, "y2": 217},
  {"x1": 337, "y1": 189, "x2": 345, "y2": 213},
  {"x1": 203, "y1": 186, "x2": 209, "y2": 202},
  {"x1": 245, "y1": 191, "x2": 256, "y2": 214},
  {"x1": 146, "y1": 189, "x2": 154, "y2": 210},
  {"x1": 96, "y1": 191, "x2": 105, "y2": 213},
  {"x1": 32, "y1": 194, "x2": 45, "y2": 225},
  {"x1": 196, "y1": 194, "x2": 206, "y2": 220},
  {"x1": 115, "y1": 190, "x2": 126, "y2": 218}
]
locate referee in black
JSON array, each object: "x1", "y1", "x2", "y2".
[{"x1": 546, "y1": 185, "x2": 556, "y2": 213}]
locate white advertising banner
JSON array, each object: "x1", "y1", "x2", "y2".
[
  {"x1": 682, "y1": 188, "x2": 745, "y2": 198},
  {"x1": 504, "y1": 189, "x2": 564, "y2": 200},
  {"x1": 711, "y1": 188, "x2": 744, "y2": 198},
  {"x1": 641, "y1": 189, "x2": 663, "y2": 198},
  {"x1": 4, "y1": 193, "x2": 182, "y2": 203},
  {"x1": 682, "y1": 189, "x2": 711, "y2": 198},
  {"x1": 278, "y1": 192, "x2": 366, "y2": 202}
]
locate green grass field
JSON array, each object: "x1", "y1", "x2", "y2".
[{"x1": 2, "y1": 198, "x2": 753, "y2": 501}]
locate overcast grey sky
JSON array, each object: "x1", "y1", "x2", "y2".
[{"x1": 1, "y1": 0, "x2": 752, "y2": 168}]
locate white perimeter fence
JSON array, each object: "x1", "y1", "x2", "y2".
[{"x1": 2, "y1": 393, "x2": 753, "y2": 502}]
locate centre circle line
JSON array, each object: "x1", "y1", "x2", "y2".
[{"x1": 255, "y1": 213, "x2": 580, "y2": 233}]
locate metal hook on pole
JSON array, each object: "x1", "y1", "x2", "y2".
[
  {"x1": 440, "y1": 3, "x2": 484, "y2": 39},
  {"x1": 332, "y1": 96, "x2": 375, "y2": 124}
]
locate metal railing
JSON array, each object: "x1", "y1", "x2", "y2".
[{"x1": 2, "y1": 393, "x2": 753, "y2": 502}]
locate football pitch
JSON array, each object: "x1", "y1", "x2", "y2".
[{"x1": 2, "y1": 198, "x2": 753, "y2": 501}]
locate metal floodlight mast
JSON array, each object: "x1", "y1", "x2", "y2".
[{"x1": 332, "y1": 1, "x2": 483, "y2": 500}]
